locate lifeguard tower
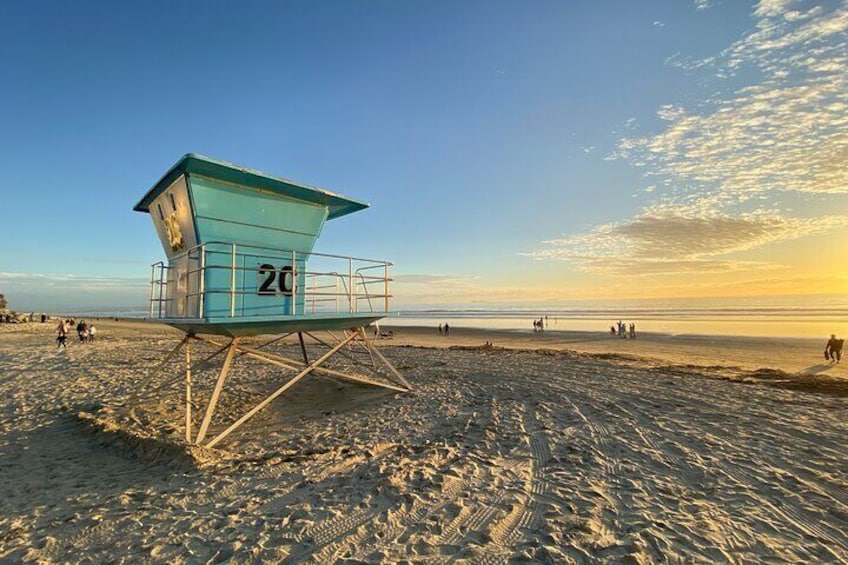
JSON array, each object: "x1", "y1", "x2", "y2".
[{"x1": 130, "y1": 154, "x2": 410, "y2": 449}]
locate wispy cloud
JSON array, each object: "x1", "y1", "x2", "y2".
[
  {"x1": 0, "y1": 272, "x2": 149, "y2": 311},
  {"x1": 531, "y1": 2, "x2": 848, "y2": 280},
  {"x1": 613, "y1": 2, "x2": 848, "y2": 197},
  {"x1": 393, "y1": 273, "x2": 538, "y2": 304},
  {"x1": 527, "y1": 213, "x2": 848, "y2": 276},
  {"x1": 0, "y1": 272, "x2": 148, "y2": 289}
]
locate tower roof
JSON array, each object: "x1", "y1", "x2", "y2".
[{"x1": 133, "y1": 154, "x2": 369, "y2": 220}]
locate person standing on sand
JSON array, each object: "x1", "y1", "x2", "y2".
[
  {"x1": 439, "y1": 324, "x2": 443, "y2": 335},
  {"x1": 56, "y1": 320, "x2": 67, "y2": 349},
  {"x1": 88, "y1": 324, "x2": 96, "y2": 342},
  {"x1": 825, "y1": 334, "x2": 842, "y2": 363},
  {"x1": 444, "y1": 323, "x2": 450, "y2": 336}
]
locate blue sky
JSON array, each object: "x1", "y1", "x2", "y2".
[{"x1": 1, "y1": 0, "x2": 846, "y2": 312}]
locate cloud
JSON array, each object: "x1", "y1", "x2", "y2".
[
  {"x1": 526, "y1": 213, "x2": 848, "y2": 276},
  {"x1": 537, "y1": 2, "x2": 848, "y2": 279},
  {"x1": 613, "y1": 273, "x2": 848, "y2": 296},
  {"x1": 393, "y1": 273, "x2": 546, "y2": 304},
  {"x1": 611, "y1": 3, "x2": 848, "y2": 198},
  {"x1": 656, "y1": 104, "x2": 686, "y2": 121},
  {"x1": 0, "y1": 272, "x2": 148, "y2": 289},
  {"x1": 0, "y1": 272, "x2": 149, "y2": 311},
  {"x1": 753, "y1": 0, "x2": 800, "y2": 19},
  {"x1": 695, "y1": 0, "x2": 713, "y2": 11},
  {"x1": 392, "y1": 274, "x2": 475, "y2": 285},
  {"x1": 572, "y1": 258, "x2": 775, "y2": 277}
]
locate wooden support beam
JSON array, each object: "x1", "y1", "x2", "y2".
[
  {"x1": 357, "y1": 327, "x2": 412, "y2": 390},
  {"x1": 185, "y1": 340, "x2": 193, "y2": 443},
  {"x1": 126, "y1": 335, "x2": 189, "y2": 405},
  {"x1": 321, "y1": 370, "x2": 408, "y2": 393},
  {"x1": 304, "y1": 331, "x2": 366, "y2": 363},
  {"x1": 138, "y1": 335, "x2": 230, "y2": 402},
  {"x1": 194, "y1": 338, "x2": 239, "y2": 445},
  {"x1": 204, "y1": 331, "x2": 358, "y2": 449},
  {"x1": 202, "y1": 342, "x2": 231, "y2": 363},
  {"x1": 354, "y1": 330, "x2": 378, "y2": 369},
  {"x1": 235, "y1": 344, "x2": 407, "y2": 393},
  {"x1": 235, "y1": 332, "x2": 294, "y2": 360},
  {"x1": 297, "y1": 332, "x2": 309, "y2": 365}
]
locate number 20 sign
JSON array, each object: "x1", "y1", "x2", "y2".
[{"x1": 257, "y1": 263, "x2": 294, "y2": 296}]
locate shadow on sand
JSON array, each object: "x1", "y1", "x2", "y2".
[
  {"x1": 0, "y1": 411, "x2": 203, "y2": 520},
  {"x1": 799, "y1": 363, "x2": 835, "y2": 375}
]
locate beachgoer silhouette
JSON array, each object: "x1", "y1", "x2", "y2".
[
  {"x1": 629, "y1": 323, "x2": 636, "y2": 339},
  {"x1": 444, "y1": 323, "x2": 450, "y2": 336},
  {"x1": 56, "y1": 321, "x2": 67, "y2": 349},
  {"x1": 439, "y1": 324, "x2": 443, "y2": 335},
  {"x1": 77, "y1": 320, "x2": 88, "y2": 342},
  {"x1": 825, "y1": 334, "x2": 842, "y2": 363}
]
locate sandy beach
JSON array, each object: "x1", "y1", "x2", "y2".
[{"x1": 1, "y1": 320, "x2": 846, "y2": 563}]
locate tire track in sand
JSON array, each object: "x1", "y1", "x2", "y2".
[{"x1": 478, "y1": 402, "x2": 555, "y2": 565}]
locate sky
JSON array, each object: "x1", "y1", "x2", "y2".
[{"x1": 1, "y1": 0, "x2": 846, "y2": 312}]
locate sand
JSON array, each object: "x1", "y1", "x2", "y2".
[{"x1": 1, "y1": 320, "x2": 846, "y2": 563}]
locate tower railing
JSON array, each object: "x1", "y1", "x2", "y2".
[{"x1": 147, "y1": 241, "x2": 392, "y2": 320}]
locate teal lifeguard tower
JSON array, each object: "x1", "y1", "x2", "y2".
[{"x1": 131, "y1": 154, "x2": 410, "y2": 449}]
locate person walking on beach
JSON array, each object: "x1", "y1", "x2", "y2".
[
  {"x1": 88, "y1": 324, "x2": 97, "y2": 342},
  {"x1": 825, "y1": 334, "x2": 843, "y2": 363},
  {"x1": 56, "y1": 320, "x2": 67, "y2": 349},
  {"x1": 629, "y1": 323, "x2": 636, "y2": 339},
  {"x1": 444, "y1": 323, "x2": 450, "y2": 336},
  {"x1": 439, "y1": 324, "x2": 443, "y2": 336}
]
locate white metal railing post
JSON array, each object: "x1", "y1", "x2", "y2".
[
  {"x1": 199, "y1": 245, "x2": 206, "y2": 318},
  {"x1": 159, "y1": 266, "x2": 165, "y2": 318},
  {"x1": 384, "y1": 263, "x2": 389, "y2": 313},
  {"x1": 149, "y1": 264, "x2": 156, "y2": 318},
  {"x1": 348, "y1": 258, "x2": 354, "y2": 313},
  {"x1": 230, "y1": 243, "x2": 237, "y2": 317},
  {"x1": 336, "y1": 277, "x2": 340, "y2": 313},
  {"x1": 291, "y1": 250, "x2": 297, "y2": 316}
]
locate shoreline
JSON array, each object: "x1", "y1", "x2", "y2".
[
  {"x1": 7, "y1": 317, "x2": 843, "y2": 378},
  {"x1": 379, "y1": 323, "x2": 844, "y2": 378}
]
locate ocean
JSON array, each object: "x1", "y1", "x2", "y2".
[{"x1": 386, "y1": 294, "x2": 848, "y2": 339}]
